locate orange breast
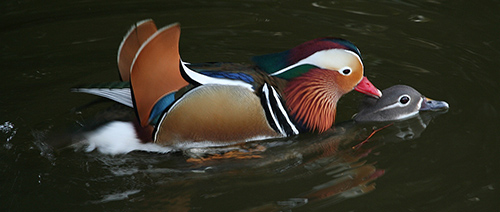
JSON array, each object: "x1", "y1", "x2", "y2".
[{"x1": 155, "y1": 85, "x2": 279, "y2": 146}]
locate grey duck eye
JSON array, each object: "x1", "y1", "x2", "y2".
[{"x1": 400, "y1": 95, "x2": 410, "y2": 104}]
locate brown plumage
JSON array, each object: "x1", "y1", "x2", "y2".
[
  {"x1": 284, "y1": 69, "x2": 344, "y2": 133},
  {"x1": 117, "y1": 19, "x2": 157, "y2": 81},
  {"x1": 155, "y1": 85, "x2": 279, "y2": 145},
  {"x1": 111, "y1": 19, "x2": 382, "y2": 145}
]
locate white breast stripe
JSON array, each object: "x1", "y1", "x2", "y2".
[
  {"x1": 261, "y1": 83, "x2": 299, "y2": 136},
  {"x1": 269, "y1": 86, "x2": 299, "y2": 135},
  {"x1": 262, "y1": 84, "x2": 286, "y2": 136}
]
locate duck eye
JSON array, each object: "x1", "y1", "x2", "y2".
[
  {"x1": 399, "y1": 95, "x2": 410, "y2": 104},
  {"x1": 338, "y1": 67, "x2": 352, "y2": 76}
]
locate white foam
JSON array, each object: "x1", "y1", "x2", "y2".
[{"x1": 83, "y1": 121, "x2": 173, "y2": 155}]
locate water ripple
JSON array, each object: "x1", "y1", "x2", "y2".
[
  {"x1": 311, "y1": 1, "x2": 388, "y2": 17},
  {"x1": 91, "y1": 189, "x2": 141, "y2": 204},
  {"x1": 409, "y1": 14, "x2": 431, "y2": 23},
  {"x1": 1, "y1": 121, "x2": 16, "y2": 151}
]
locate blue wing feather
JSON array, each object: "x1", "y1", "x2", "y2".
[
  {"x1": 149, "y1": 92, "x2": 176, "y2": 125},
  {"x1": 198, "y1": 71, "x2": 254, "y2": 84}
]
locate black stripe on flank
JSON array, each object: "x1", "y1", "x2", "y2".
[
  {"x1": 260, "y1": 83, "x2": 299, "y2": 136},
  {"x1": 261, "y1": 83, "x2": 282, "y2": 135}
]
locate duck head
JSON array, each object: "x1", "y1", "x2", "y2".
[
  {"x1": 253, "y1": 38, "x2": 382, "y2": 133},
  {"x1": 353, "y1": 85, "x2": 449, "y2": 122}
]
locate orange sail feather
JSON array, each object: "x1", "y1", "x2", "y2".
[
  {"x1": 130, "y1": 23, "x2": 189, "y2": 126},
  {"x1": 117, "y1": 19, "x2": 158, "y2": 81}
]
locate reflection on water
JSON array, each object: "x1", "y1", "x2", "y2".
[
  {"x1": 33, "y1": 103, "x2": 445, "y2": 211},
  {"x1": 2, "y1": 0, "x2": 500, "y2": 211}
]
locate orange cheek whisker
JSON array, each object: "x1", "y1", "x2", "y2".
[{"x1": 284, "y1": 69, "x2": 342, "y2": 133}]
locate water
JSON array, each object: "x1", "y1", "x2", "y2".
[{"x1": 1, "y1": 0, "x2": 499, "y2": 211}]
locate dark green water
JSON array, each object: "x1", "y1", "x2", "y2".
[{"x1": 1, "y1": 0, "x2": 499, "y2": 211}]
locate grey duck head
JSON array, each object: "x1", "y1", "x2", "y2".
[{"x1": 353, "y1": 85, "x2": 449, "y2": 122}]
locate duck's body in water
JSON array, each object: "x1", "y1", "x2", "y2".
[{"x1": 74, "y1": 84, "x2": 448, "y2": 156}]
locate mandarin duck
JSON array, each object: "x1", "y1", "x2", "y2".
[{"x1": 75, "y1": 19, "x2": 382, "y2": 147}]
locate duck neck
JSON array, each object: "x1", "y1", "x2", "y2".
[{"x1": 283, "y1": 69, "x2": 343, "y2": 133}]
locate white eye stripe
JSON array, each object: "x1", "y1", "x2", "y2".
[
  {"x1": 270, "y1": 49, "x2": 362, "y2": 76},
  {"x1": 376, "y1": 102, "x2": 400, "y2": 112},
  {"x1": 375, "y1": 94, "x2": 413, "y2": 112}
]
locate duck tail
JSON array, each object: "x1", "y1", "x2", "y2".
[
  {"x1": 129, "y1": 22, "x2": 189, "y2": 127},
  {"x1": 71, "y1": 81, "x2": 133, "y2": 107}
]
